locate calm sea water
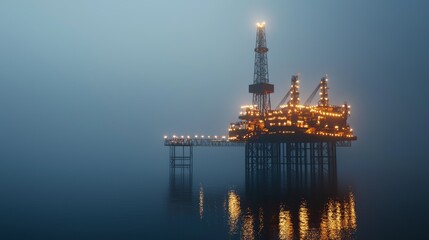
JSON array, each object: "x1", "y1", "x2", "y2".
[{"x1": 0, "y1": 139, "x2": 427, "y2": 239}]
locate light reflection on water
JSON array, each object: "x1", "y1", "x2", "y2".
[
  {"x1": 228, "y1": 190, "x2": 241, "y2": 235},
  {"x1": 199, "y1": 185, "x2": 204, "y2": 220},
  {"x1": 224, "y1": 189, "x2": 356, "y2": 240},
  {"x1": 241, "y1": 208, "x2": 255, "y2": 240},
  {"x1": 299, "y1": 201, "x2": 309, "y2": 239},
  {"x1": 319, "y1": 192, "x2": 357, "y2": 240},
  {"x1": 279, "y1": 206, "x2": 293, "y2": 240},
  {"x1": 169, "y1": 165, "x2": 357, "y2": 239}
]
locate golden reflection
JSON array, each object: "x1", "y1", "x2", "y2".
[
  {"x1": 320, "y1": 213, "x2": 328, "y2": 240},
  {"x1": 328, "y1": 200, "x2": 340, "y2": 239},
  {"x1": 349, "y1": 192, "x2": 357, "y2": 229},
  {"x1": 336, "y1": 202, "x2": 341, "y2": 231},
  {"x1": 279, "y1": 205, "x2": 293, "y2": 240},
  {"x1": 218, "y1": 187, "x2": 356, "y2": 239},
  {"x1": 299, "y1": 201, "x2": 309, "y2": 240},
  {"x1": 343, "y1": 201, "x2": 349, "y2": 228},
  {"x1": 320, "y1": 192, "x2": 357, "y2": 239},
  {"x1": 228, "y1": 190, "x2": 241, "y2": 235},
  {"x1": 241, "y1": 208, "x2": 254, "y2": 240},
  {"x1": 199, "y1": 185, "x2": 204, "y2": 220}
]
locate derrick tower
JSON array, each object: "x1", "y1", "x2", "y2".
[{"x1": 249, "y1": 22, "x2": 274, "y2": 114}]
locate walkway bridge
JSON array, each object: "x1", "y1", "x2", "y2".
[
  {"x1": 164, "y1": 136, "x2": 352, "y2": 170},
  {"x1": 164, "y1": 137, "x2": 243, "y2": 168}
]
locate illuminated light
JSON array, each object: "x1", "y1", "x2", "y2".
[
  {"x1": 195, "y1": 135, "x2": 198, "y2": 138},
  {"x1": 222, "y1": 136, "x2": 226, "y2": 139},
  {"x1": 214, "y1": 135, "x2": 218, "y2": 139},
  {"x1": 201, "y1": 135, "x2": 204, "y2": 138},
  {"x1": 187, "y1": 135, "x2": 190, "y2": 139},
  {"x1": 241, "y1": 105, "x2": 255, "y2": 109},
  {"x1": 164, "y1": 136, "x2": 167, "y2": 139},
  {"x1": 180, "y1": 135, "x2": 184, "y2": 139},
  {"x1": 208, "y1": 136, "x2": 211, "y2": 139},
  {"x1": 256, "y1": 21, "x2": 266, "y2": 28},
  {"x1": 173, "y1": 135, "x2": 177, "y2": 138}
]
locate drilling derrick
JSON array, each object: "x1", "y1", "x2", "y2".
[
  {"x1": 249, "y1": 22, "x2": 274, "y2": 114},
  {"x1": 288, "y1": 74, "x2": 300, "y2": 107},
  {"x1": 319, "y1": 75, "x2": 329, "y2": 107}
]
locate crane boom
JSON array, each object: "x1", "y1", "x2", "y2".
[
  {"x1": 275, "y1": 89, "x2": 291, "y2": 109},
  {"x1": 304, "y1": 83, "x2": 321, "y2": 106}
]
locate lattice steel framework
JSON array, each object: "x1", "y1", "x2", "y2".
[
  {"x1": 249, "y1": 22, "x2": 274, "y2": 114},
  {"x1": 245, "y1": 141, "x2": 337, "y2": 179},
  {"x1": 288, "y1": 74, "x2": 300, "y2": 107},
  {"x1": 169, "y1": 145, "x2": 193, "y2": 168},
  {"x1": 319, "y1": 75, "x2": 329, "y2": 107}
]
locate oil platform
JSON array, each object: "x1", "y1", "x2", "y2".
[
  {"x1": 165, "y1": 22, "x2": 356, "y2": 170},
  {"x1": 227, "y1": 22, "x2": 356, "y2": 170}
]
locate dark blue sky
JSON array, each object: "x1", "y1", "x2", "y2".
[{"x1": 1, "y1": 1, "x2": 428, "y2": 163}]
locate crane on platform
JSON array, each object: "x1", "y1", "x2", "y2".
[
  {"x1": 288, "y1": 74, "x2": 300, "y2": 107},
  {"x1": 304, "y1": 83, "x2": 321, "y2": 106},
  {"x1": 275, "y1": 89, "x2": 291, "y2": 109},
  {"x1": 319, "y1": 75, "x2": 329, "y2": 106},
  {"x1": 275, "y1": 74, "x2": 300, "y2": 109},
  {"x1": 302, "y1": 75, "x2": 329, "y2": 106}
]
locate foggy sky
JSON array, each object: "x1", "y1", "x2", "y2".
[{"x1": 1, "y1": 0, "x2": 429, "y2": 163}]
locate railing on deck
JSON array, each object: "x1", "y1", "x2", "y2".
[{"x1": 164, "y1": 138, "x2": 244, "y2": 147}]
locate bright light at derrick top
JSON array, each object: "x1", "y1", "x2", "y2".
[{"x1": 256, "y1": 21, "x2": 266, "y2": 28}]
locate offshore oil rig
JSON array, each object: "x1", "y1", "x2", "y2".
[
  {"x1": 228, "y1": 22, "x2": 356, "y2": 170},
  {"x1": 165, "y1": 22, "x2": 356, "y2": 170},
  {"x1": 229, "y1": 22, "x2": 355, "y2": 143},
  {"x1": 166, "y1": 23, "x2": 358, "y2": 238}
]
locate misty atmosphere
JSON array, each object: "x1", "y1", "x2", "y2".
[{"x1": 1, "y1": 1, "x2": 428, "y2": 239}]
